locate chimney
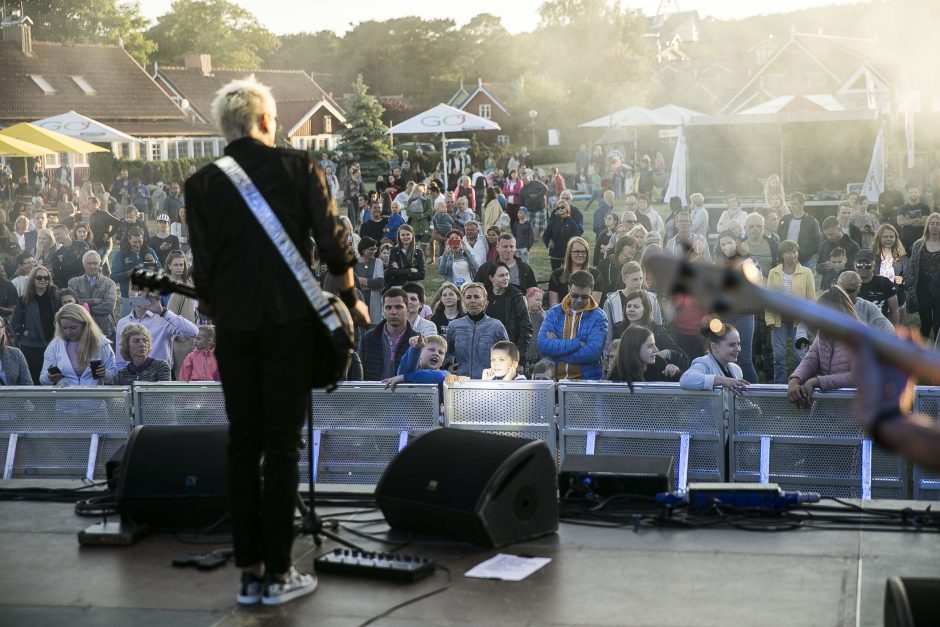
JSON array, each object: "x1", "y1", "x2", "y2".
[
  {"x1": 184, "y1": 53, "x2": 212, "y2": 76},
  {"x1": 478, "y1": 77, "x2": 483, "y2": 89},
  {"x1": 1, "y1": 12, "x2": 33, "y2": 56}
]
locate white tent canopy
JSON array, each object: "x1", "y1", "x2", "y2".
[
  {"x1": 32, "y1": 111, "x2": 141, "y2": 143},
  {"x1": 579, "y1": 104, "x2": 703, "y2": 129},
  {"x1": 387, "y1": 103, "x2": 500, "y2": 190}
]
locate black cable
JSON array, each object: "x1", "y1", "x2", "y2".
[{"x1": 357, "y1": 564, "x2": 452, "y2": 627}]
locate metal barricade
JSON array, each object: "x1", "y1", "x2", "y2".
[
  {"x1": 308, "y1": 383, "x2": 440, "y2": 486},
  {"x1": 133, "y1": 382, "x2": 227, "y2": 426},
  {"x1": 443, "y1": 381, "x2": 557, "y2": 463},
  {"x1": 558, "y1": 382, "x2": 725, "y2": 490},
  {"x1": 730, "y1": 385, "x2": 908, "y2": 499},
  {"x1": 913, "y1": 387, "x2": 940, "y2": 500},
  {"x1": 0, "y1": 386, "x2": 132, "y2": 480}
]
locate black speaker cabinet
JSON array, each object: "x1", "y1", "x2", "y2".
[
  {"x1": 375, "y1": 429, "x2": 558, "y2": 547},
  {"x1": 117, "y1": 425, "x2": 229, "y2": 530}
]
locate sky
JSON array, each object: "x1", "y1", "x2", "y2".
[{"x1": 137, "y1": 0, "x2": 870, "y2": 36}]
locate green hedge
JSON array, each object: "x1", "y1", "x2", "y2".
[{"x1": 88, "y1": 154, "x2": 214, "y2": 186}]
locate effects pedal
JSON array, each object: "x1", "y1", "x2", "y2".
[{"x1": 314, "y1": 548, "x2": 435, "y2": 582}]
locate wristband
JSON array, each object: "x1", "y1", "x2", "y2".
[
  {"x1": 337, "y1": 288, "x2": 358, "y2": 309},
  {"x1": 868, "y1": 407, "x2": 903, "y2": 450}
]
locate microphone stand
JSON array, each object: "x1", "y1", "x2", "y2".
[{"x1": 295, "y1": 390, "x2": 359, "y2": 550}]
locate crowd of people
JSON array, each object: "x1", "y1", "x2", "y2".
[
  {"x1": 0, "y1": 165, "x2": 215, "y2": 387},
  {"x1": 2, "y1": 146, "x2": 939, "y2": 407},
  {"x1": 317, "y1": 147, "x2": 939, "y2": 407}
]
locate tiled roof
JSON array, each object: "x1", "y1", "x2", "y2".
[
  {"x1": 157, "y1": 66, "x2": 344, "y2": 125},
  {"x1": 0, "y1": 41, "x2": 189, "y2": 124},
  {"x1": 104, "y1": 118, "x2": 218, "y2": 137}
]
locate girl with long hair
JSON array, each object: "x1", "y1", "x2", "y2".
[
  {"x1": 872, "y1": 223, "x2": 909, "y2": 323},
  {"x1": 608, "y1": 325, "x2": 681, "y2": 387},
  {"x1": 903, "y1": 213, "x2": 940, "y2": 339},
  {"x1": 548, "y1": 236, "x2": 600, "y2": 305},
  {"x1": 12, "y1": 265, "x2": 59, "y2": 383},
  {"x1": 428, "y1": 282, "x2": 465, "y2": 337},
  {"x1": 385, "y1": 224, "x2": 425, "y2": 288}
]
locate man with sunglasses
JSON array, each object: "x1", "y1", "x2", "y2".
[
  {"x1": 854, "y1": 249, "x2": 900, "y2": 326},
  {"x1": 537, "y1": 270, "x2": 608, "y2": 380}
]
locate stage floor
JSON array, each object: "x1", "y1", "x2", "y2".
[{"x1": 1, "y1": 481, "x2": 938, "y2": 627}]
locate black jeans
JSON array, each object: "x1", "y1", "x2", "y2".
[
  {"x1": 917, "y1": 285, "x2": 940, "y2": 340},
  {"x1": 215, "y1": 317, "x2": 315, "y2": 574}
]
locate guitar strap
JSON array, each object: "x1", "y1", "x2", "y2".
[{"x1": 214, "y1": 155, "x2": 345, "y2": 335}]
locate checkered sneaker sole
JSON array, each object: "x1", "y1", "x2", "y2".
[{"x1": 262, "y1": 567, "x2": 318, "y2": 606}]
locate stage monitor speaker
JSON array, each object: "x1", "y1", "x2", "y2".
[
  {"x1": 885, "y1": 577, "x2": 940, "y2": 627},
  {"x1": 117, "y1": 425, "x2": 229, "y2": 530},
  {"x1": 375, "y1": 429, "x2": 558, "y2": 548}
]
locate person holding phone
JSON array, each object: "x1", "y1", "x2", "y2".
[{"x1": 39, "y1": 303, "x2": 116, "y2": 386}]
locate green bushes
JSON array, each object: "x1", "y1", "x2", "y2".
[{"x1": 88, "y1": 155, "x2": 214, "y2": 186}]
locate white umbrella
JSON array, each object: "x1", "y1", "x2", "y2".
[
  {"x1": 32, "y1": 111, "x2": 141, "y2": 143},
  {"x1": 579, "y1": 106, "x2": 666, "y2": 129},
  {"x1": 32, "y1": 111, "x2": 140, "y2": 188},
  {"x1": 664, "y1": 126, "x2": 688, "y2": 207},
  {"x1": 387, "y1": 103, "x2": 500, "y2": 191}
]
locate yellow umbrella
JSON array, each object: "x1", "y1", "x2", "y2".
[
  {"x1": 0, "y1": 134, "x2": 50, "y2": 157},
  {"x1": 0, "y1": 122, "x2": 109, "y2": 154}
]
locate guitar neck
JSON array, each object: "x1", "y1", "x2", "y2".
[{"x1": 646, "y1": 256, "x2": 940, "y2": 384}]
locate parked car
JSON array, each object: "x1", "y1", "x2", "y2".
[{"x1": 396, "y1": 141, "x2": 437, "y2": 154}]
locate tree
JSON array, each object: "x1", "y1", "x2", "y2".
[
  {"x1": 339, "y1": 75, "x2": 393, "y2": 178},
  {"x1": 148, "y1": 0, "x2": 279, "y2": 68},
  {"x1": 21, "y1": 0, "x2": 157, "y2": 66}
]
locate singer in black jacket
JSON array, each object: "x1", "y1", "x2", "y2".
[{"x1": 186, "y1": 76, "x2": 369, "y2": 606}]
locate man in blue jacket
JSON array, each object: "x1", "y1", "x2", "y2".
[
  {"x1": 445, "y1": 282, "x2": 508, "y2": 378},
  {"x1": 538, "y1": 270, "x2": 608, "y2": 380}
]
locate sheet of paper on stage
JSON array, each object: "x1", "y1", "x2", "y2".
[{"x1": 464, "y1": 553, "x2": 551, "y2": 581}]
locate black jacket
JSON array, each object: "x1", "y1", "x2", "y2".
[
  {"x1": 777, "y1": 214, "x2": 821, "y2": 264},
  {"x1": 385, "y1": 246, "x2": 426, "y2": 287},
  {"x1": 485, "y1": 285, "x2": 533, "y2": 362},
  {"x1": 186, "y1": 137, "x2": 355, "y2": 330},
  {"x1": 475, "y1": 257, "x2": 538, "y2": 291},
  {"x1": 358, "y1": 321, "x2": 418, "y2": 381}
]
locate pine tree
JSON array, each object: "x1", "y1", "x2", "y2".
[{"x1": 339, "y1": 75, "x2": 393, "y2": 178}]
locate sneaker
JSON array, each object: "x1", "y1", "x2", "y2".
[
  {"x1": 237, "y1": 571, "x2": 264, "y2": 605},
  {"x1": 261, "y1": 567, "x2": 318, "y2": 606}
]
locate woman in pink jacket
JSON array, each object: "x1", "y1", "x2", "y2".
[
  {"x1": 502, "y1": 169, "x2": 523, "y2": 214},
  {"x1": 787, "y1": 286, "x2": 856, "y2": 407},
  {"x1": 179, "y1": 325, "x2": 220, "y2": 382}
]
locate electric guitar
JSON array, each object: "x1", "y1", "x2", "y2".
[
  {"x1": 130, "y1": 269, "x2": 355, "y2": 390},
  {"x1": 644, "y1": 255, "x2": 940, "y2": 383}
]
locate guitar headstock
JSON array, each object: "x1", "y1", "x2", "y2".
[
  {"x1": 130, "y1": 269, "x2": 176, "y2": 295},
  {"x1": 645, "y1": 254, "x2": 763, "y2": 316}
]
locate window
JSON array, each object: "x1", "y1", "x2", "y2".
[
  {"x1": 324, "y1": 115, "x2": 332, "y2": 133},
  {"x1": 479, "y1": 104, "x2": 492, "y2": 119},
  {"x1": 762, "y1": 73, "x2": 785, "y2": 92},
  {"x1": 29, "y1": 75, "x2": 55, "y2": 95},
  {"x1": 150, "y1": 142, "x2": 162, "y2": 161},
  {"x1": 806, "y1": 72, "x2": 827, "y2": 89},
  {"x1": 70, "y1": 75, "x2": 96, "y2": 95},
  {"x1": 168, "y1": 140, "x2": 183, "y2": 160},
  {"x1": 73, "y1": 153, "x2": 88, "y2": 166},
  {"x1": 44, "y1": 153, "x2": 60, "y2": 168},
  {"x1": 497, "y1": 135, "x2": 511, "y2": 145}
]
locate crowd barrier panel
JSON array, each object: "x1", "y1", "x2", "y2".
[
  {"x1": 913, "y1": 387, "x2": 940, "y2": 500},
  {"x1": 729, "y1": 385, "x2": 908, "y2": 499},
  {"x1": 307, "y1": 382, "x2": 440, "y2": 486},
  {"x1": 3, "y1": 383, "x2": 933, "y2": 500},
  {"x1": 558, "y1": 382, "x2": 726, "y2": 491},
  {"x1": 0, "y1": 386, "x2": 132, "y2": 480},
  {"x1": 133, "y1": 381, "x2": 441, "y2": 488},
  {"x1": 443, "y1": 381, "x2": 557, "y2": 462}
]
